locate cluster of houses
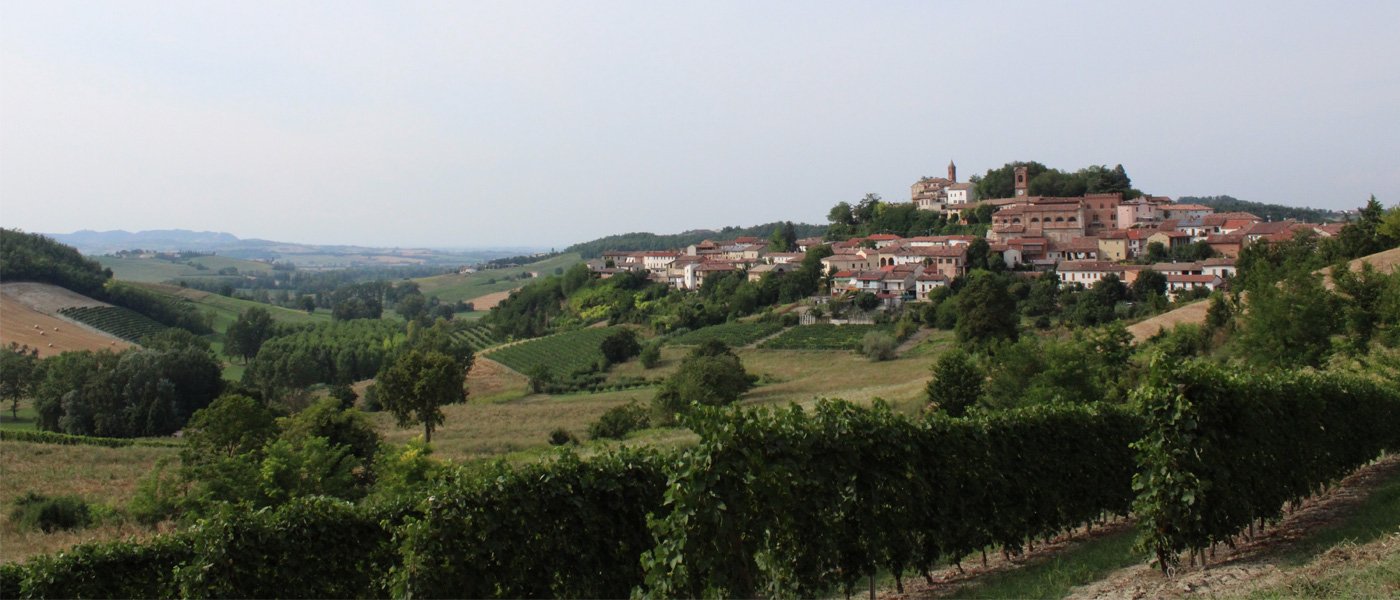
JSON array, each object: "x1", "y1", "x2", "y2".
[{"x1": 587, "y1": 163, "x2": 1346, "y2": 307}]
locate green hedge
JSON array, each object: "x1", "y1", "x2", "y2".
[
  {"x1": 4, "y1": 534, "x2": 192, "y2": 598},
  {"x1": 0, "y1": 429, "x2": 181, "y2": 448},
  {"x1": 393, "y1": 449, "x2": 666, "y2": 598},
  {"x1": 641, "y1": 401, "x2": 1139, "y2": 598},
  {"x1": 1132, "y1": 358, "x2": 1400, "y2": 573}
]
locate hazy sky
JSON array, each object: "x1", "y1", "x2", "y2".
[{"x1": 3, "y1": 1, "x2": 1398, "y2": 248}]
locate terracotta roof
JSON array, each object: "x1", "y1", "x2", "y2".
[
  {"x1": 865, "y1": 234, "x2": 903, "y2": 241},
  {"x1": 1058, "y1": 260, "x2": 1122, "y2": 272},
  {"x1": 917, "y1": 272, "x2": 950, "y2": 282},
  {"x1": 1149, "y1": 262, "x2": 1202, "y2": 272},
  {"x1": 1167, "y1": 274, "x2": 1222, "y2": 284},
  {"x1": 1164, "y1": 203, "x2": 1214, "y2": 212},
  {"x1": 1202, "y1": 257, "x2": 1236, "y2": 267}
]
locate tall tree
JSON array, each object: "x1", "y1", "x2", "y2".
[
  {"x1": 375, "y1": 350, "x2": 465, "y2": 444},
  {"x1": 954, "y1": 272, "x2": 1019, "y2": 346},
  {"x1": 0, "y1": 343, "x2": 38, "y2": 419},
  {"x1": 225, "y1": 307, "x2": 275, "y2": 362},
  {"x1": 926, "y1": 350, "x2": 982, "y2": 417}
]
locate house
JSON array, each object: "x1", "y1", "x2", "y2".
[
  {"x1": 920, "y1": 244, "x2": 970, "y2": 279},
  {"x1": 913, "y1": 272, "x2": 950, "y2": 300},
  {"x1": 795, "y1": 237, "x2": 826, "y2": 252},
  {"x1": 863, "y1": 234, "x2": 904, "y2": 248},
  {"x1": 1056, "y1": 237, "x2": 1101, "y2": 261},
  {"x1": 911, "y1": 161, "x2": 961, "y2": 211},
  {"x1": 690, "y1": 262, "x2": 738, "y2": 289},
  {"x1": 1240, "y1": 220, "x2": 1302, "y2": 244},
  {"x1": 1204, "y1": 233, "x2": 1244, "y2": 258},
  {"x1": 822, "y1": 254, "x2": 875, "y2": 274},
  {"x1": 1057, "y1": 260, "x2": 1124, "y2": 286},
  {"x1": 641, "y1": 252, "x2": 678, "y2": 272},
  {"x1": 906, "y1": 235, "x2": 976, "y2": 247},
  {"x1": 1147, "y1": 230, "x2": 1194, "y2": 252},
  {"x1": 764, "y1": 252, "x2": 806, "y2": 264},
  {"x1": 1097, "y1": 230, "x2": 1130, "y2": 261},
  {"x1": 1148, "y1": 262, "x2": 1204, "y2": 276},
  {"x1": 1007, "y1": 237, "x2": 1050, "y2": 263},
  {"x1": 1201, "y1": 212, "x2": 1261, "y2": 235},
  {"x1": 1160, "y1": 203, "x2": 1215, "y2": 226},
  {"x1": 747, "y1": 262, "x2": 795, "y2": 282},
  {"x1": 1165, "y1": 274, "x2": 1223, "y2": 298},
  {"x1": 1202, "y1": 257, "x2": 1237, "y2": 279}
]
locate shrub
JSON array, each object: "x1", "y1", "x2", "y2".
[
  {"x1": 549, "y1": 427, "x2": 579, "y2": 446},
  {"x1": 10, "y1": 492, "x2": 93, "y2": 532},
  {"x1": 860, "y1": 331, "x2": 898, "y2": 362},
  {"x1": 600, "y1": 329, "x2": 642, "y2": 364},
  {"x1": 588, "y1": 402, "x2": 650, "y2": 440},
  {"x1": 639, "y1": 342, "x2": 661, "y2": 369},
  {"x1": 780, "y1": 312, "x2": 799, "y2": 327}
]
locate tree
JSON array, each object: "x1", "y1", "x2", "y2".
[
  {"x1": 600, "y1": 328, "x2": 642, "y2": 364},
  {"x1": 1145, "y1": 242, "x2": 1170, "y2": 263},
  {"x1": 1131, "y1": 270, "x2": 1167, "y2": 301},
  {"x1": 225, "y1": 307, "x2": 275, "y2": 362},
  {"x1": 300, "y1": 295, "x2": 317, "y2": 314},
  {"x1": 860, "y1": 331, "x2": 898, "y2": 362},
  {"x1": 767, "y1": 222, "x2": 798, "y2": 252},
  {"x1": 926, "y1": 350, "x2": 981, "y2": 417},
  {"x1": 0, "y1": 343, "x2": 38, "y2": 419},
  {"x1": 854, "y1": 291, "x2": 880, "y2": 312},
  {"x1": 396, "y1": 293, "x2": 428, "y2": 322},
  {"x1": 1236, "y1": 271, "x2": 1339, "y2": 369},
  {"x1": 954, "y1": 272, "x2": 1019, "y2": 346},
  {"x1": 966, "y1": 238, "x2": 990, "y2": 271},
  {"x1": 375, "y1": 350, "x2": 465, "y2": 444},
  {"x1": 654, "y1": 342, "x2": 755, "y2": 416}
]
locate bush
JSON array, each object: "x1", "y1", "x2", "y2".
[
  {"x1": 10, "y1": 492, "x2": 93, "y2": 532},
  {"x1": 860, "y1": 331, "x2": 898, "y2": 361},
  {"x1": 600, "y1": 329, "x2": 642, "y2": 364},
  {"x1": 780, "y1": 312, "x2": 799, "y2": 327},
  {"x1": 549, "y1": 428, "x2": 579, "y2": 446},
  {"x1": 639, "y1": 342, "x2": 661, "y2": 368},
  {"x1": 588, "y1": 402, "x2": 651, "y2": 440}
]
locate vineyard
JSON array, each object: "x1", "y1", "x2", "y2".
[
  {"x1": 667, "y1": 321, "x2": 787, "y2": 347},
  {"x1": 485, "y1": 326, "x2": 621, "y2": 376},
  {"x1": 57, "y1": 306, "x2": 167, "y2": 343},
  {"x1": 759, "y1": 323, "x2": 892, "y2": 351},
  {"x1": 449, "y1": 322, "x2": 501, "y2": 352}
]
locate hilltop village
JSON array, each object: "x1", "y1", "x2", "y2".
[{"x1": 586, "y1": 162, "x2": 1344, "y2": 305}]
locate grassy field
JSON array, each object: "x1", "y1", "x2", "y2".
[
  {"x1": 97, "y1": 255, "x2": 276, "y2": 283},
  {"x1": 0, "y1": 440, "x2": 177, "y2": 563},
  {"x1": 412, "y1": 253, "x2": 582, "y2": 304}
]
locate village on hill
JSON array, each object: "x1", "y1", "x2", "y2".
[{"x1": 585, "y1": 162, "x2": 1347, "y2": 307}]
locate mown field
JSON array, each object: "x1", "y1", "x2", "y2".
[{"x1": 413, "y1": 253, "x2": 582, "y2": 304}]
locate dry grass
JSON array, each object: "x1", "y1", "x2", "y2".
[
  {"x1": 0, "y1": 292, "x2": 131, "y2": 357},
  {"x1": 0, "y1": 441, "x2": 177, "y2": 563}
]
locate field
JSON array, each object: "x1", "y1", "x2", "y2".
[
  {"x1": 97, "y1": 254, "x2": 276, "y2": 283},
  {"x1": 450, "y1": 322, "x2": 502, "y2": 352},
  {"x1": 0, "y1": 292, "x2": 131, "y2": 357},
  {"x1": 760, "y1": 323, "x2": 895, "y2": 351},
  {"x1": 0, "y1": 439, "x2": 177, "y2": 563},
  {"x1": 413, "y1": 253, "x2": 582, "y2": 304},
  {"x1": 484, "y1": 326, "x2": 622, "y2": 376},
  {"x1": 57, "y1": 306, "x2": 167, "y2": 343},
  {"x1": 667, "y1": 320, "x2": 788, "y2": 347}
]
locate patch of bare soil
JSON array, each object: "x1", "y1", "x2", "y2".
[
  {"x1": 1127, "y1": 300, "x2": 1210, "y2": 343},
  {"x1": 466, "y1": 289, "x2": 514, "y2": 310},
  {"x1": 0, "y1": 293, "x2": 132, "y2": 357},
  {"x1": 1066, "y1": 455, "x2": 1400, "y2": 600},
  {"x1": 0, "y1": 282, "x2": 112, "y2": 312}
]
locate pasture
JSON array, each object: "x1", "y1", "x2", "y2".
[{"x1": 97, "y1": 255, "x2": 276, "y2": 283}]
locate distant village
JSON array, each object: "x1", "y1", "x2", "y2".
[{"x1": 588, "y1": 162, "x2": 1346, "y2": 306}]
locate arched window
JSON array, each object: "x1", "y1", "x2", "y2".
[
  {"x1": 1069, "y1": 216, "x2": 1078, "y2": 222},
  {"x1": 1030, "y1": 217, "x2": 1039, "y2": 223},
  {"x1": 1055, "y1": 216, "x2": 1064, "y2": 222},
  {"x1": 1013, "y1": 218, "x2": 1022, "y2": 224}
]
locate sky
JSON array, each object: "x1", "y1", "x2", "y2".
[{"x1": 2, "y1": 1, "x2": 1398, "y2": 248}]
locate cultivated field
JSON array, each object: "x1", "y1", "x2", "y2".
[
  {"x1": 667, "y1": 320, "x2": 788, "y2": 347},
  {"x1": 484, "y1": 326, "x2": 623, "y2": 376},
  {"x1": 0, "y1": 283, "x2": 132, "y2": 357},
  {"x1": 97, "y1": 254, "x2": 276, "y2": 283},
  {"x1": 413, "y1": 253, "x2": 582, "y2": 304},
  {"x1": 760, "y1": 323, "x2": 895, "y2": 351}
]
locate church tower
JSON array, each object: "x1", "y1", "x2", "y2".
[
  {"x1": 1014, "y1": 166, "x2": 1028, "y2": 197},
  {"x1": 948, "y1": 160, "x2": 957, "y2": 183}
]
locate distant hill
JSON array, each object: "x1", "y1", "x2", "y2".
[
  {"x1": 1178, "y1": 196, "x2": 1345, "y2": 223},
  {"x1": 40, "y1": 229, "x2": 533, "y2": 267},
  {"x1": 566, "y1": 222, "x2": 827, "y2": 258}
]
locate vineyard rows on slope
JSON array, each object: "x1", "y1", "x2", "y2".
[
  {"x1": 485, "y1": 326, "x2": 620, "y2": 376},
  {"x1": 57, "y1": 306, "x2": 167, "y2": 343}
]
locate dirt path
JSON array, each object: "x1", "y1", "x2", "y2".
[{"x1": 894, "y1": 329, "x2": 933, "y2": 356}]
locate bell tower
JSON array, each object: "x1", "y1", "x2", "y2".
[
  {"x1": 948, "y1": 160, "x2": 957, "y2": 183},
  {"x1": 1014, "y1": 166, "x2": 1028, "y2": 197}
]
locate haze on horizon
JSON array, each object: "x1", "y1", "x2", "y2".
[{"x1": 2, "y1": 1, "x2": 1397, "y2": 249}]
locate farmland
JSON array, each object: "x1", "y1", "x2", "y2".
[
  {"x1": 413, "y1": 253, "x2": 582, "y2": 304},
  {"x1": 0, "y1": 292, "x2": 132, "y2": 357},
  {"x1": 57, "y1": 306, "x2": 167, "y2": 343},
  {"x1": 667, "y1": 320, "x2": 788, "y2": 347},
  {"x1": 450, "y1": 322, "x2": 502, "y2": 352},
  {"x1": 759, "y1": 323, "x2": 894, "y2": 351},
  {"x1": 484, "y1": 326, "x2": 622, "y2": 376},
  {"x1": 96, "y1": 254, "x2": 277, "y2": 283}
]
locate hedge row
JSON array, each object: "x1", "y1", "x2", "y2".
[
  {"x1": 641, "y1": 401, "x2": 1139, "y2": 598},
  {"x1": 1132, "y1": 358, "x2": 1400, "y2": 572},
  {"x1": 0, "y1": 429, "x2": 181, "y2": 448},
  {"x1": 1, "y1": 451, "x2": 663, "y2": 599}
]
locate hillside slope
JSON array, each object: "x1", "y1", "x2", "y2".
[
  {"x1": 1127, "y1": 246, "x2": 1400, "y2": 342},
  {"x1": 0, "y1": 283, "x2": 132, "y2": 357}
]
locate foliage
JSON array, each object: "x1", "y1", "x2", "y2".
[
  {"x1": 639, "y1": 341, "x2": 661, "y2": 368},
  {"x1": 982, "y1": 324, "x2": 1135, "y2": 409},
  {"x1": 0, "y1": 428, "x2": 180, "y2": 448},
  {"x1": 224, "y1": 307, "x2": 275, "y2": 362},
  {"x1": 548, "y1": 427, "x2": 579, "y2": 446},
  {"x1": 0, "y1": 228, "x2": 111, "y2": 296},
  {"x1": 31, "y1": 345, "x2": 224, "y2": 438},
  {"x1": 1131, "y1": 357, "x2": 1400, "y2": 574},
  {"x1": 972, "y1": 162, "x2": 1139, "y2": 200},
  {"x1": 392, "y1": 449, "x2": 666, "y2": 599},
  {"x1": 824, "y1": 195, "x2": 986, "y2": 241},
  {"x1": 955, "y1": 272, "x2": 1019, "y2": 346},
  {"x1": 600, "y1": 327, "x2": 642, "y2": 364},
  {"x1": 1235, "y1": 270, "x2": 1339, "y2": 369},
  {"x1": 102, "y1": 281, "x2": 214, "y2": 334},
  {"x1": 588, "y1": 401, "x2": 651, "y2": 440},
  {"x1": 640, "y1": 400, "x2": 1139, "y2": 598},
  {"x1": 860, "y1": 330, "x2": 898, "y2": 361},
  {"x1": 654, "y1": 342, "x2": 755, "y2": 416},
  {"x1": 0, "y1": 343, "x2": 38, "y2": 419},
  {"x1": 374, "y1": 350, "x2": 465, "y2": 444},
  {"x1": 242, "y1": 319, "x2": 402, "y2": 396},
  {"x1": 10, "y1": 492, "x2": 94, "y2": 532},
  {"x1": 926, "y1": 349, "x2": 982, "y2": 417},
  {"x1": 1178, "y1": 194, "x2": 1343, "y2": 224}
]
